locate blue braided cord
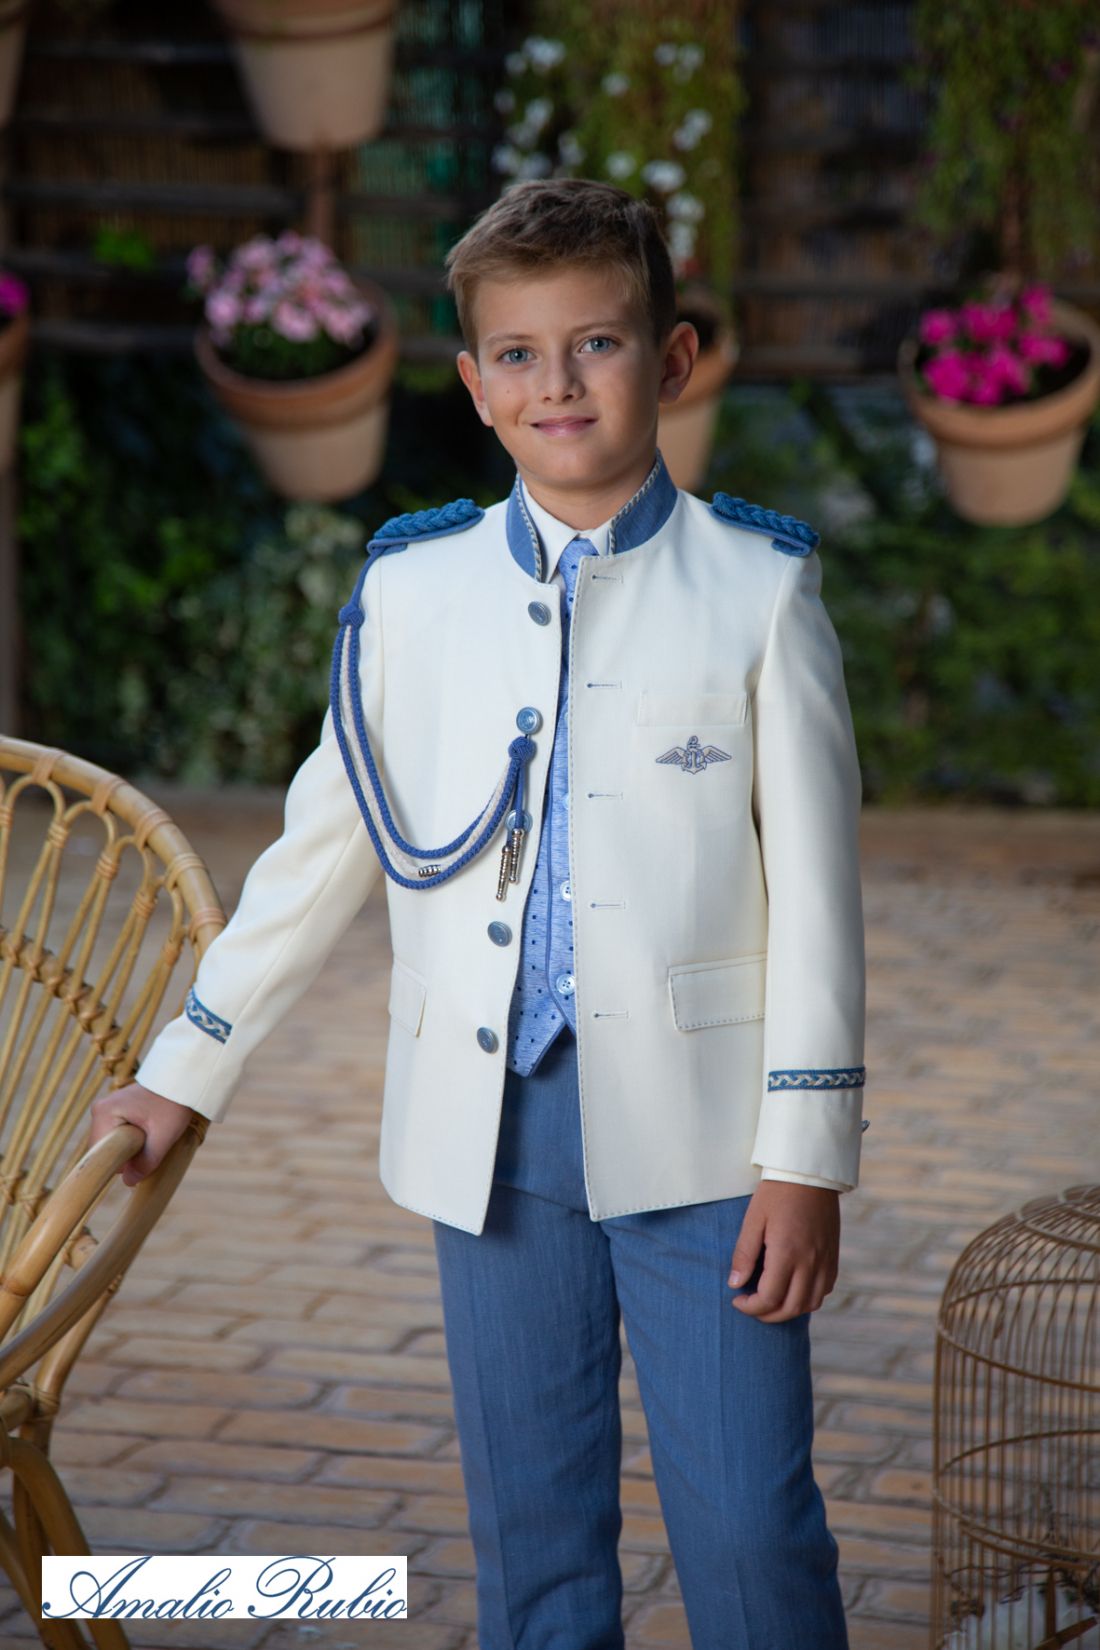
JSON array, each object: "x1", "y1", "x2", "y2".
[
  {"x1": 710, "y1": 493, "x2": 820, "y2": 552},
  {"x1": 369, "y1": 498, "x2": 483, "y2": 544},
  {"x1": 345, "y1": 606, "x2": 534, "y2": 857},
  {"x1": 328, "y1": 618, "x2": 535, "y2": 891}
]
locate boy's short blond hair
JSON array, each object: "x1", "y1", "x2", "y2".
[{"x1": 444, "y1": 177, "x2": 678, "y2": 358}]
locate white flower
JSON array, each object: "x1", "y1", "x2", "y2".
[
  {"x1": 678, "y1": 43, "x2": 704, "y2": 72},
  {"x1": 505, "y1": 51, "x2": 525, "y2": 76},
  {"x1": 558, "y1": 131, "x2": 586, "y2": 166},
  {"x1": 525, "y1": 96, "x2": 554, "y2": 131},
  {"x1": 641, "y1": 158, "x2": 686, "y2": 192},
  {"x1": 668, "y1": 190, "x2": 705, "y2": 223},
  {"x1": 673, "y1": 108, "x2": 713, "y2": 149},
  {"x1": 517, "y1": 152, "x2": 553, "y2": 178},
  {"x1": 491, "y1": 144, "x2": 522, "y2": 175},
  {"x1": 672, "y1": 124, "x2": 700, "y2": 151},
  {"x1": 602, "y1": 71, "x2": 630, "y2": 96},
  {"x1": 669, "y1": 222, "x2": 696, "y2": 263},
  {"x1": 526, "y1": 35, "x2": 566, "y2": 71},
  {"x1": 507, "y1": 121, "x2": 536, "y2": 147},
  {"x1": 654, "y1": 41, "x2": 678, "y2": 66},
  {"x1": 494, "y1": 89, "x2": 516, "y2": 114},
  {"x1": 605, "y1": 150, "x2": 637, "y2": 179},
  {"x1": 686, "y1": 108, "x2": 712, "y2": 135}
]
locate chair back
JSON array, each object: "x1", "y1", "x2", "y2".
[{"x1": 0, "y1": 736, "x2": 224, "y2": 1369}]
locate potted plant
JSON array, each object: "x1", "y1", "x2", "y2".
[
  {"x1": 0, "y1": 265, "x2": 29, "y2": 471},
  {"x1": 899, "y1": 1, "x2": 1100, "y2": 525},
  {"x1": 210, "y1": 0, "x2": 397, "y2": 151},
  {"x1": 898, "y1": 278, "x2": 1100, "y2": 526},
  {"x1": 186, "y1": 229, "x2": 399, "y2": 502},
  {"x1": 490, "y1": 10, "x2": 743, "y2": 491}
]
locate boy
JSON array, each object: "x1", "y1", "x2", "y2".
[{"x1": 90, "y1": 178, "x2": 867, "y2": 1648}]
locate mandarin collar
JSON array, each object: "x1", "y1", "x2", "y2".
[{"x1": 505, "y1": 448, "x2": 678, "y2": 580}]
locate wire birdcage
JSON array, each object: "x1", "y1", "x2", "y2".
[{"x1": 931, "y1": 1184, "x2": 1100, "y2": 1650}]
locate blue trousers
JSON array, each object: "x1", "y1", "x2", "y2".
[{"x1": 431, "y1": 1025, "x2": 849, "y2": 1650}]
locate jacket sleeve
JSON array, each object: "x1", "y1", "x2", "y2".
[
  {"x1": 134, "y1": 557, "x2": 386, "y2": 1123},
  {"x1": 748, "y1": 547, "x2": 868, "y2": 1191}
]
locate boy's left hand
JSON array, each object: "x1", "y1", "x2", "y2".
[{"x1": 727, "y1": 1181, "x2": 840, "y2": 1322}]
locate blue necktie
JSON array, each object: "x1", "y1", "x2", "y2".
[{"x1": 506, "y1": 536, "x2": 600, "y2": 1073}]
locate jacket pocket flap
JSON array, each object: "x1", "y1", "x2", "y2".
[
  {"x1": 668, "y1": 952, "x2": 766, "y2": 1030},
  {"x1": 636, "y1": 690, "x2": 748, "y2": 727},
  {"x1": 388, "y1": 958, "x2": 427, "y2": 1035}
]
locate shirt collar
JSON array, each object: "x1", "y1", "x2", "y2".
[
  {"x1": 518, "y1": 478, "x2": 612, "y2": 580},
  {"x1": 504, "y1": 447, "x2": 678, "y2": 580}
]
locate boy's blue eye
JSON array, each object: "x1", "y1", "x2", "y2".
[{"x1": 497, "y1": 336, "x2": 618, "y2": 364}]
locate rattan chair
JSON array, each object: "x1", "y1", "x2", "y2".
[{"x1": 0, "y1": 735, "x2": 226, "y2": 1650}]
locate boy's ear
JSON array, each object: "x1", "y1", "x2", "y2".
[
  {"x1": 457, "y1": 349, "x2": 494, "y2": 428},
  {"x1": 657, "y1": 321, "x2": 700, "y2": 408}
]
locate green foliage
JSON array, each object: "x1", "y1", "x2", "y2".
[{"x1": 905, "y1": 3, "x2": 1100, "y2": 278}]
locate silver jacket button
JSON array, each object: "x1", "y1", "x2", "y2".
[
  {"x1": 477, "y1": 1026, "x2": 499, "y2": 1053},
  {"x1": 528, "y1": 601, "x2": 551, "y2": 626},
  {"x1": 487, "y1": 922, "x2": 512, "y2": 946},
  {"x1": 516, "y1": 706, "x2": 543, "y2": 733}
]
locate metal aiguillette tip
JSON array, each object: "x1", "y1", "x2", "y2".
[
  {"x1": 508, "y1": 826, "x2": 525, "y2": 883},
  {"x1": 496, "y1": 835, "x2": 513, "y2": 900}
]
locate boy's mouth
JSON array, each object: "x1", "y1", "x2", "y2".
[{"x1": 532, "y1": 416, "x2": 597, "y2": 435}]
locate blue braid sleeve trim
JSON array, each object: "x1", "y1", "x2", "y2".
[
  {"x1": 767, "y1": 1066, "x2": 866, "y2": 1090},
  {"x1": 328, "y1": 595, "x2": 534, "y2": 892},
  {"x1": 184, "y1": 988, "x2": 232, "y2": 1044}
]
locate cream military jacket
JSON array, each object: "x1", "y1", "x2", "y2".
[{"x1": 137, "y1": 449, "x2": 869, "y2": 1235}]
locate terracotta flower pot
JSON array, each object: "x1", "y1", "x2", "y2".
[
  {"x1": 0, "y1": 0, "x2": 29, "y2": 132},
  {"x1": 195, "y1": 276, "x2": 399, "y2": 502},
  {"x1": 0, "y1": 303, "x2": 29, "y2": 472},
  {"x1": 657, "y1": 326, "x2": 739, "y2": 493},
  {"x1": 211, "y1": 0, "x2": 396, "y2": 150},
  {"x1": 898, "y1": 296, "x2": 1100, "y2": 527}
]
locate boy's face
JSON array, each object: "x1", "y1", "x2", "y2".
[{"x1": 456, "y1": 263, "x2": 697, "y2": 508}]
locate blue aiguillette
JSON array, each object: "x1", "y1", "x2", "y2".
[{"x1": 330, "y1": 498, "x2": 537, "y2": 897}]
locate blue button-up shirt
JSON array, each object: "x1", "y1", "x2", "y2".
[{"x1": 505, "y1": 484, "x2": 614, "y2": 1077}]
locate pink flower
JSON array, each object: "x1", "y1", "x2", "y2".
[
  {"x1": 243, "y1": 295, "x2": 271, "y2": 324},
  {"x1": 236, "y1": 235, "x2": 278, "y2": 273},
  {"x1": 960, "y1": 302, "x2": 1016, "y2": 344},
  {"x1": 966, "y1": 358, "x2": 1007, "y2": 405},
  {"x1": 207, "y1": 290, "x2": 242, "y2": 330},
  {"x1": 272, "y1": 300, "x2": 317, "y2": 342},
  {"x1": 186, "y1": 245, "x2": 217, "y2": 293},
  {"x1": 924, "y1": 352, "x2": 972, "y2": 401},
  {"x1": 1019, "y1": 283, "x2": 1052, "y2": 327},
  {"x1": 919, "y1": 308, "x2": 957, "y2": 347},
  {"x1": 1018, "y1": 332, "x2": 1070, "y2": 368},
  {"x1": 985, "y1": 344, "x2": 1030, "y2": 396}
]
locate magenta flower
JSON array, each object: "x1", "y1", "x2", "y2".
[
  {"x1": 986, "y1": 344, "x2": 1030, "y2": 397},
  {"x1": 919, "y1": 308, "x2": 957, "y2": 347},
  {"x1": 924, "y1": 352, "x2": 973, "y2": 401},
  {"x1": 959, "y1": 302, "x2": 1016, "y2": 345},
  {"x1": 185, "y1": 245, "x2": 217, "y2": 293},
  {"x1": 1019, "y1": 283, "x2": 1052, "y2": 327},
  {"x1": 207, "y1": 290, "x2": 242, "y2": 331}
]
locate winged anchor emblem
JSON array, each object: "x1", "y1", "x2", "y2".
[{"x1": 655, "y1": 733, "x2": 732, "y2": 774}]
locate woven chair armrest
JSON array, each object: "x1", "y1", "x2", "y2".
[{"x1": 0, "y1": 1118, "x2": 205, "y2": 1391}]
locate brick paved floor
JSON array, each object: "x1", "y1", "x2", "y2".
[{"x1": 2, "y1": 794, "x2": 1098, "y2": 1650}]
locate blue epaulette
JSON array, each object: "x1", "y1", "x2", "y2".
[
  {"x1": 708, "y1": 492, "x2": 819, "y2": 557},
  {"x1": 366, "y1": 496, "x2": 485, "y2": 557}
]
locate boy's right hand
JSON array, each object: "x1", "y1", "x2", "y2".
[{"x1": 87, "y1": 1084, "x2": 198, "y2": 1188}]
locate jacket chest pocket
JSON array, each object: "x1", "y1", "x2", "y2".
[{"x1": 634, "y1": 691, "x2": 750, "y2": 823}]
